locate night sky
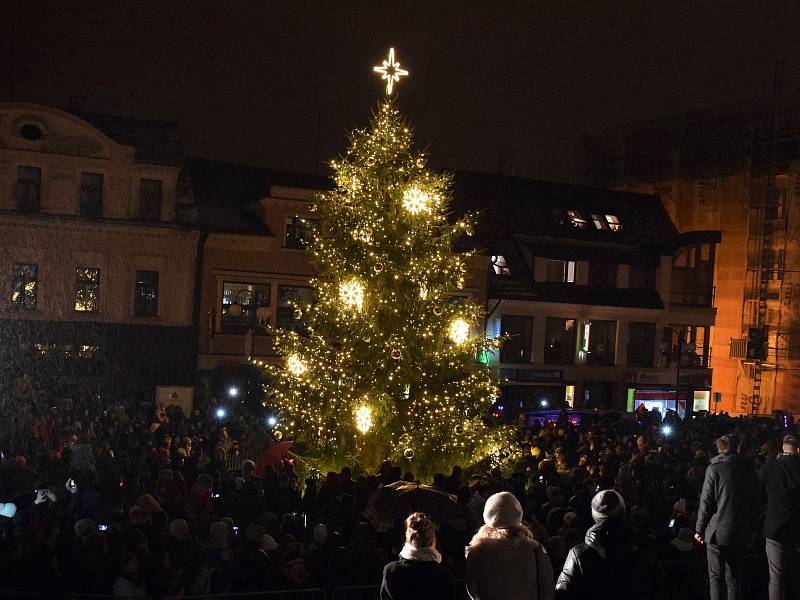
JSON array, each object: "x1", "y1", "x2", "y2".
[{"x1": 5, "y1": 1, "x2": 800, "y2": 182}]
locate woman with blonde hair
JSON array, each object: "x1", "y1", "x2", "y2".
[
  {"x1": 380, "y1": 512, "x2": 453, "y2": 600},
  {"x1": 466, "y1": 491, "x2": 554, "y2": 600}
]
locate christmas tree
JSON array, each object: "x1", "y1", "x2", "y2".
[{"x1": 260, "y1": 50, "x2": 504, "y2": 478}]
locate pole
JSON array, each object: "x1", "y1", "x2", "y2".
[{"x1": 675, "y1": 338, "x2": 682, "y2": 415}]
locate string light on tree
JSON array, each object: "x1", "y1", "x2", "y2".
[
  {"x1": 372, "y1": 47, "x2": 409, "y2": 95},
  {"x1": 339, "y1": 279, "x2": 365, "y2": 311},
  {"x1": 260, "y1": 48, "x2": 508, "y2": 479},
  {"x1": 449, "y1": 318, "x2": 471, "y2": 345},
  {"x1": 355, "y1": 404, "x2": 374, "y2": 434}
]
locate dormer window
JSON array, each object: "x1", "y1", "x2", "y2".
[
  {"x1": 566, "y1": 210, "x2": 588, "y2": 229},
  {"x1": 605, "y1": 214, "x2": 622, "y2": 231},
  {"x1": 591, "y1": 214, "x2": 606, "y2": 230},
  {"x1": 491, "y1": 255, "x2": 511, "y2": 276}
]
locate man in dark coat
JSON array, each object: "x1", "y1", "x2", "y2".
[
  {"x1": 763, "y1": 434, "x2": 800, "y2": 600},
  {"x1": 555, "y1": 489, "x2": 664, "y2": 600},
  {"x1": 695, "y1": 435, "x2": 759, "y2": 600}
]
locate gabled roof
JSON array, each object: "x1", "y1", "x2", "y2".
[
  {"x1": 184, "y1": 158, "x2": 330, "y2": 235},
  {"x1": 74, "y1": 111, "x2": 184, "y2": 166},
  {"x1": 450, "y1": 170, "x2": 678, "y2": 245}
]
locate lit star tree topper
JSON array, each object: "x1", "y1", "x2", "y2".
[
  {"x1": 262, "y1": 52, "x2": 507, "y2": 479},
  {"x1": 373, "y1": 47, "x2": 409, "y2": 95}
]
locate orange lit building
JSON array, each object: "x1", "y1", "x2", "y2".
[{"x1": 583, "y1": 93, "x2": 800, "y2": 415}]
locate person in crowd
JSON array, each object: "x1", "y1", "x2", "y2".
[
  {"x1": 113, "y1": 551, "x2": 148, "y2": 599},
  {"x1": 380, "y1": 512, "x2": 453, "y2": 600},
  {"x1": 555, "y1": 489, "x2": 664, "y2": 599},
  {"x1": 465, "y1": 491, "x2": 554, "y2": 600},
  {"x1": 695, "y1": 434, "x2": 759, "y2": 600},
  {"x1": 763, "y1": 434, "x2": 800, "y2": 600}
]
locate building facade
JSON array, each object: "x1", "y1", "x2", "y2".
[
  {"x1": 583, "y1": 93, "x2": 800, "y2": 414},
  {"x1": 452, "y1": 171, "x2": 720, "y2": 415},
  {"x1": 0, "y1": 103, "x2": 199, "y2": 399}
]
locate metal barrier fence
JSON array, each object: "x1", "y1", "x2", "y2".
[{"x1": 0, "y1": 557, "x2": 773, "y2": 600}]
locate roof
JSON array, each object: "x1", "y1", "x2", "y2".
[
  {"x1": 448, "y1": 170, "x2": 688, "y2": 308},
  {"x1": 74, "y1": 111, "x2": 184, "y2": 166},
  {"x1": 184, "y1": 158, "x2": 330, "y2": 234},
  {"x1": 451, "y1": 170, "x2": 678, "y2": 245}
]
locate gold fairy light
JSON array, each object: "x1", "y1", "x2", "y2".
[
  {"x1": 449, "y1": 318, "x2": 470, "y2": 345},
  {"x1": 339, "y1": 279, "x2": 365, "y2": 311}
]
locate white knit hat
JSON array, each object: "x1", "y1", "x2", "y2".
[
  {"x1": 591, "y1": 489, "x2": 626, "y2": 522},
  {"x1": 483, "y1": 492, "x2": 523, "y2": 528}
]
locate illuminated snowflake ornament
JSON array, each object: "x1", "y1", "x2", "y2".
[
  {"x1": 286, "y1": 354, "x2": 307, "y2": 377},
  {"x1": 449, "y1": 318, "x2": 471, "y2": 345},
  {"x1": 355, "y1": 404, "x2": 374, "y2": 434},
  {"x1": 402, "y1": 186, "x2": 435, "y2": 215},
  {"x1": 339, "y1": 279, "x2": 365, "y2": 311}
]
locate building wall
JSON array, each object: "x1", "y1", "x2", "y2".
[{"x1": 0, "y1": 103, "x2": 199, "y2": 399}]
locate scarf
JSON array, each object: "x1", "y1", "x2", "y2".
[{"x1": 399, "y1": 543, "x2": 442, "y2": 563}]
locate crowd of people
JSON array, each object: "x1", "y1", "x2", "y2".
[{"x1": 1, "y1": 387, "x2": 799, "y2": 600}]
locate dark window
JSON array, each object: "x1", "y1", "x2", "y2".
[
  {"x1": 671, "y1": 243, "x2": 715, "y2": 306},
  {"x1": 544, "y1": 317, "x2": 577, "y2": 364},
  {"x1": 16, "y1": 166, "x2": 41, "y2": 212},
  {"x1": 277, "y1": 285, "x2": 314, "y2": 332},
  {"x1": 545, "y1": 259, "x2": 576, "y2": 283},
  {"x1": 668, "y1": 325, "x2": 710, "y2": 368},
  {"x1": 11, "y1": 263, "x2": 38, "y2": 309},
  {"x1": 74, "y1": 268, "x2": 100, "y2": 312},
  {"x1": 285, "y1": 216, "x2": 312, "y2": 249},
  {"x1": 80, "y1": 173, "x2": 104, "y2": 218},
  {"x1": 499, "y1": 315, "x2": 533, "y2": 363},
  {"x1": 134, "y1": 271, "x2": 159, "y2": 316},
  {"x1": 586, "y1": 320, "x2": 616, "y2": 366},
  {"x1": 589, "y1": 262, "x2": 617, "y2": 287},
  {"x1": 628, "y1": 322, "x2": 656, "y2": 367},
  {"x1": 221, "y1": 282, "x2": 271, "y2": 333},
  {"x1": 139, "y1": 179, "x2": 162, "y2": 221},
  {"x1": 628, "y1": 263, "x2": 655, "y2": 290}
]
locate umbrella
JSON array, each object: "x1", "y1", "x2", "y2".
[
  {"x1": 257, "y1": 440, "x2": 294, "y2": 472},
  {"x1": 362, "y1": 481, "x2": 464, "y2": 532}
]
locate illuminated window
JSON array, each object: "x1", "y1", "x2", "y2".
[
  {"x1": 221, "y1": 282, "x2": 271, "y2": 332},
  {"x1": 74, "y1": 268, "x2": 100, "y2": 312},
  {"x1": 134, "y1": 271, "x2": 159, "y2": 317},
  {"x1": 545, "y1": 259, "x2": 576, "y2": 283},
  {"x1": 11, "y1": 263, "x2": 38, "y2": 309},
  {"x1": 567, "y1": 210, "x2": 588, "y2": 229},
  {"x1": 565, "y1": 385, "x2": 575, "y2": 408},
  {"x1": 491, "y1": 255, "x2": 511, "y2": 276},
  {"x1": 605, "y1": 214, "x2": 621, "y2": 231},
  {"x1": 591, "y1": 214, "x2": 606, "y2": 230}
]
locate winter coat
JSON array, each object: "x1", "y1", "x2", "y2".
[
  {"x1": 696, "y1": 452, "x2": 759, "y2": 547},
  {"x1": 763, "y1": 452, "x2": 800, "y2": 543},
  {"x1": 380, "y1": 558, "x2": 454, "y2": 600},
  {"x1": 555, "y1": 519, "x2": 664, "y2": 600},
  {"x1": 466, "y1": 533, "x2": 554, "y2": 600}
]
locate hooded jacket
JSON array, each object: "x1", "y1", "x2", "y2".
[
  {"x1": 696, "y1": 452, "x2": 758, "y2": 546},
  {"x1": 555, "y1": 518, "x2": 663, "y2": 600}
]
